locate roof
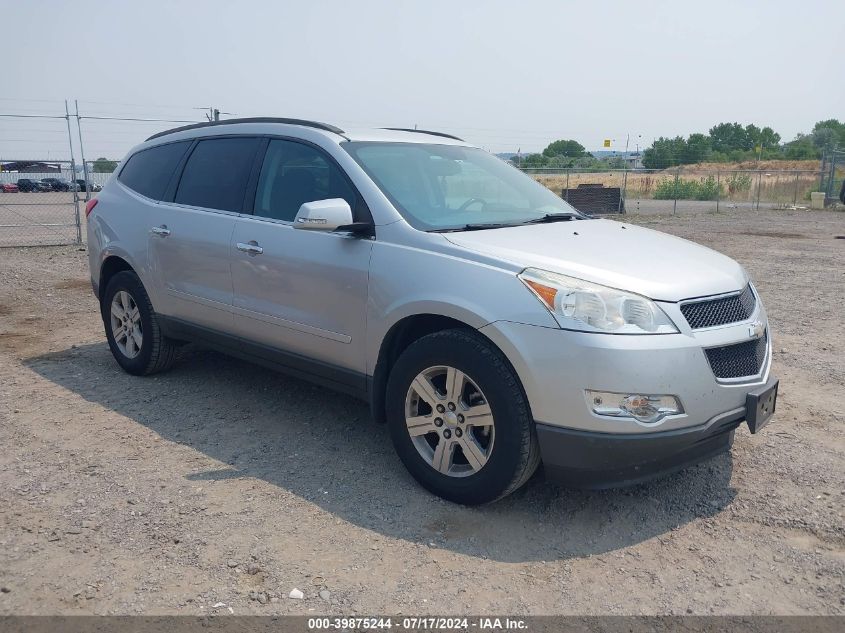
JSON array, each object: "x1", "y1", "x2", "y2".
[{"x1": 144, "y1": 117, "x2": 468, "y2": 146}]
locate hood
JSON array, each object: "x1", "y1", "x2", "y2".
[{"x1": 443, "y1": 219, "x2": 746, "y2": 302}]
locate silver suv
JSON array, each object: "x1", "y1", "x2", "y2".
[{"x1": 86, "y1": 118, "x2": 778, "y2": 504}]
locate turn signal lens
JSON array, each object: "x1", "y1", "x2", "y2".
[
  {"x1": 523, "y1": 279, "x2": 557, "y2": 309},
  {"x1": 85, "y1": 198, "x2": 99, "y2": 217}
]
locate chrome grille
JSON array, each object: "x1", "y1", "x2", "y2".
[
  {"x1": 705, "y1": 330, "x2": 768, "y2": 379},
  {"x1": 680, "y1": 285, "x2": 756, "y2": 329}
]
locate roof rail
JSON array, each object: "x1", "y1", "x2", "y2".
[
  {"x1": 382, "y1": 127, "x2": 464, "y2": 142},
  {"x1": 146, "y1": 117, "x2": 345, "y2": 141}
]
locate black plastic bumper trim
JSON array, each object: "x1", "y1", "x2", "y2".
[{"x1": 536, "y1": 409, "x2": 748, "y2": 489}]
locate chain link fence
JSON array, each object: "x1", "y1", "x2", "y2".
[
  {"x1": 523, "y1": 167, "x2": 831, "y2": 215},
  {"x1": 820, "y1": 149, "x2": 845, "y2": 204},
  {"x1": 0, "y1": 161, "x2": 82, "y2": 246}
]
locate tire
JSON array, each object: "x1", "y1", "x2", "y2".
[
  {"x1": 386, "y1": 329, "x2": 540, "y2": 505},
  {"x1": 101, "y1": 271, "x2": 177, "y2": 376}
]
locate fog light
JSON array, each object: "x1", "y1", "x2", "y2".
[{"x1": 586, "y1": 390, "x2": 683, "y2": 424}]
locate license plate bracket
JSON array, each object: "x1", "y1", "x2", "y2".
[{"x1": 746, "y1": 378, "x2": 778, "y2": 434}]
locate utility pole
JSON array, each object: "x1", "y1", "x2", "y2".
[{"x1": 197, "y1": 107, "x2": 223, "y2": 122}]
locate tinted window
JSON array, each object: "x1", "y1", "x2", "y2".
[
  {"x1": 253, "y1": 139, "x2": 355, "y2": 222},
  {"x1": 119, "y1": 141, "x2": 190, "y2": 200},
  {"x1": 175, "y1": 137, "x2": 261, "y2": 212}
]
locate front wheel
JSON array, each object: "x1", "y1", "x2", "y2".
[{"x1": 386, "y1": 329, "x2": 540, "y2": 505}]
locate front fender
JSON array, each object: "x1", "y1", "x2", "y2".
[{"x1": 365, "y1": 241, "x2": 557, "y2": 373}]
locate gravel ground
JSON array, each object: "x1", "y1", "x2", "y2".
[{"x1": 0, "y1": 209, "x2": 843, "y2": 616}]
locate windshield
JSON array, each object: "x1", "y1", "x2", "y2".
[{"x1": 343, "y1": 142, "x2": 584, "y2": 231}]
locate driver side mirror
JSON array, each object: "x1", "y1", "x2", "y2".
[{"x1": 294, "y1": 199, "x2": 373, "y2": 236}]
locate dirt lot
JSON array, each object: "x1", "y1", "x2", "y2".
[{"x1": 1, "y1": 209, "x2": 843, "y2": 616}]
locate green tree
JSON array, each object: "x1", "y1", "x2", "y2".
[
  {"x1": 545, "y1": 155, "x2": 575, "y2": 168},
  {"x1": 520, "y1": 153, "x2": 548, "y2": 168},
  {"x1": 784, "y1": 134, "x2": 819, "y2": 160},
  {"x1": 642, "y1": 136, "x2": 686, "y2": 169},
  {"x1": 758, "y1": 126, "x2": 781, "y2": 150},
  {"x1": 708, "y1": 122, "x2": 747, "y2": 153},
  {"x1": 744, "y1": 125, "x2": 781, "y2": 152},
  {"x1": 92, "y1": 157, "x2": 118, "y2": 173},
  {"x1": 542, "y1": 139, "x2": 585, "y2": 158},
  {"x1": 744, "y1": 124, "x2": 762, "y2": 150},
  {"x1": 812, "y1": 119, "x2": 845, "y2": 147},
  {"x1": 681, "y1": 133, "x2": 712, "y2": 164},
  {"x1": 812, "y1": 127, "x2": 838, "y2": 152}
]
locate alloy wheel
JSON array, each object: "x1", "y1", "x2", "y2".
[
  {"x1": 110, "y1": 290, "x2": 143, "y2": 359},
  {"x1": 404, "y1": 365, "x2": 495, "y2": 477}
]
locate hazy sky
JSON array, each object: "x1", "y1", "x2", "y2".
[{"x1": 1, "y1": 0, "x2": 842, "y2": 161}]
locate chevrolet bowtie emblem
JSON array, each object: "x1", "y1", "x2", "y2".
[{"x1": 748, "y1": 321, "x2": 765, "y2": 339}]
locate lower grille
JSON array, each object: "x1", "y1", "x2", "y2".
[{"x1": 705, "y1": 331, "x2": 768, "y2": 379}]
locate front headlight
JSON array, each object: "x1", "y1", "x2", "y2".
[{"x1": 518, "y1": 268, "x2": 678, "y2": 334}]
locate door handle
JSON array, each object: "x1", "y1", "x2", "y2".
[
  {"x1": 236, "y1": 241, "x2": 264, "y2": 255},
  {"x1": 150, "y1": 225, "x2": 171, "y2": 237}
]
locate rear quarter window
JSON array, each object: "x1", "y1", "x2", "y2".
[{"x1": 118, "y1": 141, "x2": 191, "y2": 200}]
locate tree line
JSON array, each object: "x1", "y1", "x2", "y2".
[
  {"x1": 515, "y1": 119, "x2": 844, "y2": 170},
  {"x1": 641, "y1": 119, "x2": 844, "y2": 168}
]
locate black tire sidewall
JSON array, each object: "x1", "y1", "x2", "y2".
[
  {"x1": 386, "y1": 330, "x2": 531, "y2": 505},
  {"x1": 101, "y1": 272, "x2": 156, "y2": 375}
]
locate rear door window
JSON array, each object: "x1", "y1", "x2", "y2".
[
  {"x1": 119, "y1": 141, "x2": 191, "y2": 200},
  {"x1": 175, "y1": 137, "x2": 261, "y2": 212}
]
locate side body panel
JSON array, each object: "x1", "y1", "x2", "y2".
[
  {"x1": 229, "y1": 216, "x2": 373, "y2": 377},
  {"x1": 146, "y1": 200, "x2": 235, "y2": 332},
  {"x1": 86, "y1": 183, "x2": 160, "y2": 305}
]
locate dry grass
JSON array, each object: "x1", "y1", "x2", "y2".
[{"x1": 530, "y1": 160, "x2": 834, "y2": 204}]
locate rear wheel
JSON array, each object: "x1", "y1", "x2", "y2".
[
  {"x1": 101, "y1": 271, "x2": 177, "y2": 376},
  {"x1": 386, "y1": 329, "x2": 540, "y2": 505}
]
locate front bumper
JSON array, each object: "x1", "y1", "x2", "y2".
[
  {"x1": 479, "y1": 317, "x2": 772, "y2": 435},
  {"x1": 478, "y1": 316, "x2": 777, "y2": 487},
  {"x1": 536, "y1": 400, "x2": 753, "y2": 488}
]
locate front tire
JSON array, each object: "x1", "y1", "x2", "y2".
[
  {"x1": 386, "y1": 329, "x2": 540, "y2": 505},
  {"x1": 101, "y1": 271, "x2": 177, "y2": 376}
]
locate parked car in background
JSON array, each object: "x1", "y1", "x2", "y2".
[
  {"x1": 1, "y1": 182, "x2": 20, "y2": 193},
  {"x1": 75, "y1": 179, "x2": 103, "y2": 193},
  {"x1": 16, "y1": 178, "x2": 46, "y2": 192},
  {"x1": 87, "y1": 118, "x2": 778, "y2": 504},
  {"x1": 40, "y1": 178, "x2": 72, "y2": 191}
]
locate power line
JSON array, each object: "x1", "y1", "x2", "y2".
[
  {"x1": 0, "y1": 113, "x2": 67, "y2": 120},
  {"x1": 78, "y1": 115, "x2": 200, "y2": 124}
]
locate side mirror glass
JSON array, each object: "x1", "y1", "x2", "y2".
[{"x1": 293, "y1": 198, "x2": 354, "y2": 232}]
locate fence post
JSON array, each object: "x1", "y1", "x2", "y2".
[
  {"x1": 673, "y1": 167, "x2": 680, "y2": 215},
  {"x1": 565, "y1": 169, "x2": 570, "y2": 202},
  {"x1": 74, "y1": 100, "x2": 90, "y2": 202},
  {"x1": 64, "y1": 100, "x2": 82, "y2": 244},
  {"x1": 793, "y1": 171, "x2": 799, "y2": 206},
  {"x1": 618, "y1": 169, "x2": 628, "y2": 214},
  {"x1": 819, "y1": 153, "x2": 827, "y2": 193},
  {"x1": 716, "y1": 170, "x2": 720, "y2": 213},
  {"x1": 827, "y1": 153, "x2": 837, "y2": 199},
  {"x1": 755, "y1": 170, "x2": 762, "y2": 211}
]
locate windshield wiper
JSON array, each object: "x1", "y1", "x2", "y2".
[
  {"x1": 431, "y1": 223, "x2": 520, "y2": 233},
  {"x1": 522, "y1": 213, "x2": 583, "y2": 224}
]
